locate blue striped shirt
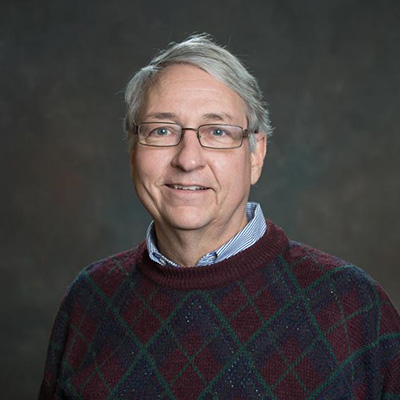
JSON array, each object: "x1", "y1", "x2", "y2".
[{"x1": 146, "y1": 202, "x2": 267, "y2": 267}]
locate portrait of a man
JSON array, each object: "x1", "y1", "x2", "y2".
[{"x1": 38, "y1": 35, "x2": 400, "y2": 399}]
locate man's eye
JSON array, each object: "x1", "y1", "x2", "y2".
[
  {"x1": 211, "y1": 128, "x2": 227, "y2": 136},
  {"x1": 151, "y1": 127, "x2": 170, "y2": 136}
]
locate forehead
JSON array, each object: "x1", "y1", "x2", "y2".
[{"x1": 140, "y1": 64, "x2": 247, "y2": 124}]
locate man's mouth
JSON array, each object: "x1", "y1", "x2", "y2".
[{"x1": 166, "y1": 184, "x2": 209, "y2": 191}]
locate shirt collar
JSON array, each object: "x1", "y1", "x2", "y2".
[{"x1": 146, "y1": 202, "x2": 266, "y2": 268}]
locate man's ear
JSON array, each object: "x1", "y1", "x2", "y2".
[{"x1": 250, "y1": 134, "x2": 267, "y2": 185}]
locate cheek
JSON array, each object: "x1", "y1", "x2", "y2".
[
  {"x1": 131, "y1": 151, "x2": 151, "y2": 191},
  {"x1": 132, "y1": 149, "x2": 170, "y2": 191},
  {"x1": 210, "y1": 152, "x2": 252, "y2": 188}
]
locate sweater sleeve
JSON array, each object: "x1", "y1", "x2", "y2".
[
  {"x1": 37, "y1": 253, "x2": 131, "y2": 399},
  {"x1": 341, "y1": 266, "x2": 400, "y2": 394},
  {"x1": 38, "y1": 288, "x2": 73, "y2": 400},
  {"x1": 376, "y1": 284, "x2": 400, "y2": 394}
]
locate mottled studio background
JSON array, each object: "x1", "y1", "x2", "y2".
[{"x1": 1, "y1": 0, "x2": 399, "y2": 398}]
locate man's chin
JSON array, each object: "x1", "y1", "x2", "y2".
[
  {"x1": 159, "y1": 212, "x2": 213, "y2": 233},
  {"x1": 166, "y1": 219, "x2": 210, "y2": 233}
]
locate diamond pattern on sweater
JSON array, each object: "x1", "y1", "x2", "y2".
[{"x1": 39, "y1": 223, "x2": 400, "y2": 399}]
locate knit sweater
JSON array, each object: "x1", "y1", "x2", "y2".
[{"x1": 39, "y1": 221, "x2": 400, "y2": 399}]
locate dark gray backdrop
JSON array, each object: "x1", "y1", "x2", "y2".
[{"x1": 1, "y1": 0, "x2": 399, "y2": 398}]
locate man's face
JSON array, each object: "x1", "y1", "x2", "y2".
[{"x1": 131, "y1": 64, "x2": 265, "y2": 242}]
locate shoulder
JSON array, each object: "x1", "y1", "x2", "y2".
[
  {"x1": 63, "y1": 242, "x2": 146, "y2": 306},
  {"x1": 281, "y1": 240, "x2": 400, "y2": 333},
  {"x1": 283, "y1": 240, "x2": 377, "y2": 290}
]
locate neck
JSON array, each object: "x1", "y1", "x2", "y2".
[{"x1": 154, "y1": 215, "x2": 248, "y2": 267}]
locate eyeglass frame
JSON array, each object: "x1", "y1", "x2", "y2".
[{"x1": 133, "y1": 122, "x2": 258, "y2": 149}]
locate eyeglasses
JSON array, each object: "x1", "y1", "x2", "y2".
[{"x1": 135, "y1": 122, "x2": 254, "y2": 149}]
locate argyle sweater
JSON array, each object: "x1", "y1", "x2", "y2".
[{"x1": 39, "y1": 221, "x2": 400, "y2": 399}]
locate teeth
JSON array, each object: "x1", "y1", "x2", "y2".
[{"x1": 171, "y1": 185, "x2": 206, "y2": 191}]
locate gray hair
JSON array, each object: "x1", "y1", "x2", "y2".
[{"x1": 124, "y1": 33, "x2": 272, "y2": 152}]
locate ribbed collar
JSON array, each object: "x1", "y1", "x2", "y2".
[{"x1": 135, "y1": 220, "x2": 289, "y2": 290}]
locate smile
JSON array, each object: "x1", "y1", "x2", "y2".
[{"x1": 167, "y1": 184, "x2": 209, "y2": 191}]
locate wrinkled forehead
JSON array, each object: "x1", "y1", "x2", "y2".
[{"x1": 139, "y1": 64, "x2": 248, "y2": 123}]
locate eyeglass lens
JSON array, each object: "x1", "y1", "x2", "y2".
[{"x1": 138, "y1": 123, "x2": 244, "y2": 148}]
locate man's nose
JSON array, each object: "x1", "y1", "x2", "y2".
[{"x1": 171, "y1": 129, "x2": 206, "y2": 172}]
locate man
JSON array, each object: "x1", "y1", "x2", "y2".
[{"x1": 39, "y1": 34, "x2": 400, "y2": 399}]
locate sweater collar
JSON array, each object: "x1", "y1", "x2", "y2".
[{"x1": 136, "y1": 220, "x2": 289, "y2": 290}]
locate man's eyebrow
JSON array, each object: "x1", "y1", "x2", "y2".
[
  {"x1": 202, "y1": 113, "x2": 234, "y2": 122},
  {"x1": 144, "y1": 112, "x2": 177, "y2": 120},
  {"x1": 143, "y1": 112, "x2": 236, "y2": 123}
]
